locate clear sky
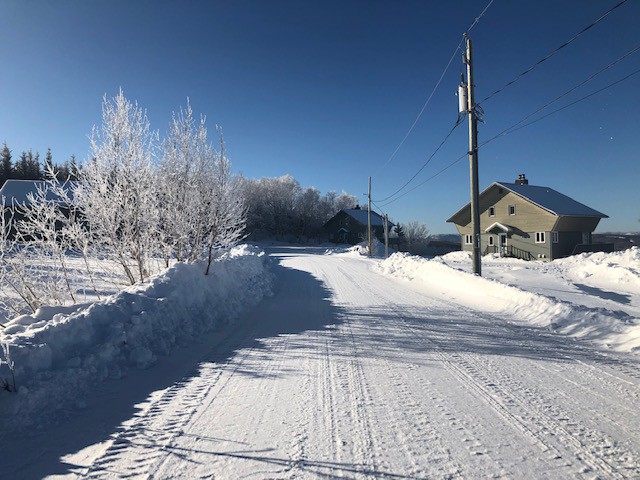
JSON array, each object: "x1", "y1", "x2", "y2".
[{"x1": 1, "y1": 0, "x2": 639, "y2": 233}]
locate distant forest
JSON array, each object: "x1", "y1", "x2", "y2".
[{"x1": 0, "y1": 142, "x2": 79, "y2": 186}]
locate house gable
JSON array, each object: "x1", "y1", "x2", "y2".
[{"x1": 447, "y1": 183, "x2": 557, "y2": 234}]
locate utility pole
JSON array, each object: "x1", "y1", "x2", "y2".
[
  {"x1": 464, "y1": 34, "x2": 482, "y2": 276},
  {"x1": 383, "y1": 214, "x2": 389, "y2": 258},
  {"x1": 368, "y1": 176, "x2": 372, "y2": 257}
]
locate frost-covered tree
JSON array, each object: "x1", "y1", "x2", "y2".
[
  {"x1": 75, "y1": 89, "x2": 159, "y2": 284},
  {"x1": 403, "y1": 220, "x2": 430, "y2": 254},
  {"x1": 157, "y1": 101, "x2": 246, "y2": 270}
]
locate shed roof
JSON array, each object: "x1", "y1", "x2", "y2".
[{"x1": 342, "y1": 208, "x2": 392, "y2": 227}]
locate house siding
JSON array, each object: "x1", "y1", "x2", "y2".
[{"x1": 450, "y1": 184, "x2": 606, "y2": 261}]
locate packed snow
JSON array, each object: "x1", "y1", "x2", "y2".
[
  {"x1": 0, "y1": 245, "x2": 272, "y2": 430},
  {"x1": 0, "y1": 244, "x2": 638, "y2": 479},
  {"x1": 375, "y1": 247, "x2": 640, "y2": 353}
]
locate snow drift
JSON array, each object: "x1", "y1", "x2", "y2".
[
  {"x1": 0, "y1": 245, "x2": 273, "y2": 428},
  {"x1": 376, "y1": 249, "x2": 640, "y2": 353}
]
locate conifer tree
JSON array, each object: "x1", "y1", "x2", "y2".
[
  {"x1": 16, "y1": 152, "x2": 29, "y2": 179},
  {"x1": 0, "y1": 142, "x2": 12, "y2": 186},
  {"x1": 45, "y1": 148, "x2": 54, "y2": 175}
]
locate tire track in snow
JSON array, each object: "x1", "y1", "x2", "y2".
[
  {"x1": 393, "y1": 303, "x2": 637, "y2": 479},
  {"x1": 337, "y1": 264, "x2": 502, "y2": 479},
  {"x1": 148, "y1": 335, "x2": 292, "y2": 479},
  {"x1": 357, "y1": 260, "x2": 638, "y2": 478},
  {"x1": 81, "y1": 322, "x2": 287, "y2": 479}
]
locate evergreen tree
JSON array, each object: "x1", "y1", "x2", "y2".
[
  {"x1": 56, "y1": 161, "x2": 70, "y2": 181},
  {"x1": 69, "y1": 154, "x2": 79, "y2": 181},
  {"x1": 45, "y1": 147, "x2": 54, "y2": 175},
  {"x1": 0, "y1": 142, "x2": 12, "y2": 186},
  {"x1": 16, "y1": 151, "x2": 29, "y2": 179}
]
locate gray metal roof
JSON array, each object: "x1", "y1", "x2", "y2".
[
  {"x1": 496, "y1": 182, "x2": 608, "y2": 218},
  {"x1": 343, "y1": 208, "x2": 390, "y2": 227}
]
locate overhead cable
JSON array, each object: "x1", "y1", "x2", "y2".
[
  {"x1": 379, "y1": 38, "x2": 463, "y2": 171},
  {"x1": 379, "y1": 0, "x2": 496, "y2": 171},
  {"x1": 374, "y1": 118, "x2": 463, "y2": 203},
  {"x1": 380, "y1": 64, "x2": 640, "y2": 207},
  {"x1": 478, "y1": 0, "x2": 629, "y2": 105},
  {"x1": 466, "y1": 0, "x2": 495, "y2": 33}
]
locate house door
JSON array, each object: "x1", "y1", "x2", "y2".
[{"x1": 499, "y1": 234, "x2": 507, "y2": 256}]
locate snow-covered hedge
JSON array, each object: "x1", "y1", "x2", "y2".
[
  {"x1": 0, "y1": 245, "x2": 272, "y2": 427},
  {"x1": 376, "y1": 250, "x2": 640, "y2": 353}
]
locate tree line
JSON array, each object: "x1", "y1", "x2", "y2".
[{"x1": 0, "y1": 143, "x2": 80, "y2": 186}]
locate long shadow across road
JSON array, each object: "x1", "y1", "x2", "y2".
[{"x1": 0, "y1": 254, "x2": 345, "y2": 479}]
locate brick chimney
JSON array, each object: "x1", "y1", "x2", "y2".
[{"x1": 515, "y1": 173, "x2": 528, "y2": 185}]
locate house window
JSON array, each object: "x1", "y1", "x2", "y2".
[
  {"x1": 552, "y1": 231, "x2": 559, "y2": 243},
  {"x1": 488, "y1": 236, "x2": 494, "y2": 246},
  {"x1": 488, "y1": 206, "x2": 495, "y2": 217},
  {"x1": 535, "y1": 232, "x2": 545, "y2": 243},
  {"x1": 508, "y1": 205, "x2": 516, "y2": 215},
  {"x1": 465, "y1": 234, "x2": 473, "y2": 245}
]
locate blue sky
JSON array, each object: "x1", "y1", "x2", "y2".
[{"x1": 1, "y1": 0, "x2": 639, "y2": 233}]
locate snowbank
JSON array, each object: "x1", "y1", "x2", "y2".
[
  {"x1": 0, "y1": 245, "x2": 273, "y2": 428},
  {"x1": 376, "y1": 251, "x2": 640, "y2": 353}
]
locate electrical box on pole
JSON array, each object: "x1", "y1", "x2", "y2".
[{"x1": 464, "y1": 34, "x2": 482, "y2": 276}]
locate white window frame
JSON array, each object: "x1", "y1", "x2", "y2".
[
  {"x1": 508, "y1": 205, "x2": 516, "y2": 216},
  {"x1": 552, "y1": 231, "x2": 559, "y2": 243},
  {"x1": 535, "y1": 232, "x2": 546, "y2": 243},
  {"x1": 488, "y1": 235, "x2": 494, "y2": 246},
  {"x1": 488, "y1": 206, "x2": 495, "y2": 217},
  {"x1": 465, "y1": 234, "x2": 473, "y2": 245}
]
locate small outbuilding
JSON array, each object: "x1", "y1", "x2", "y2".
[
  {"x1": 446, "y1": 174, "x2": 611, "y2": 260},
  {"x1": 323, "y1": 207, "x2": 394, "y2": 245}
]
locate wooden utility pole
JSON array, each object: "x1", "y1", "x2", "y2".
[
  {"x1": 465, "y1": 34, "x2": 482, "y2": 276},
  {"x1": 367, "y1": 176, "x2": 372, "y2": 257},
  {"x1": 383, "y1": 214, "x2": 389, "y2": 258}
]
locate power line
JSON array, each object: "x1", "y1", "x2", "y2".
[
  {"x1": 480, "y1": 44, "x2": 640, "y2": 147},
  {"x1": 478, "y1": 0, "x2": 629, "y2": 105},
  {"x1": 379, "y1": 0, "x2": 496, "y2": 171},
  {"x1": 379, "y1": 64, "x2": 640, "y2": 207},
  {"x1": 379, "y1": 151, "x2": 468, "y2": 208},
  {"x1": 466, "y1": 0, "x2": 495, "y2": 33},
  {"x1": 480, "y1": 65, "x2": 640, "y2": 147},
  {"x1": 375, "y1": 118, "x2": 463, "y2": 203},
  {"x1": 379, "y1": 38, "x2": 463, "y2": 171}
]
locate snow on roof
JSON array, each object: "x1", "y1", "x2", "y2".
[
  {"x1": 343, "y1": 208, "x2": 391, "y2": 227},
  {"x1": 497, "y1": 182, "x2": 608, "y2": 218},
  {"x1": 0, "y1": 179, "x2": 74, "y2": 206},
  {"x1": 485, "y1": 222, "x2": 512, "y2": 233}
]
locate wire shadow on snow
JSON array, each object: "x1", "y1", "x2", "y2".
[
  {"x1": 573, "y1": 283, "x2": 632, "y2": 305},
  {"x1": 332, "y1": 304, "x2": 640, "y2": 372}
]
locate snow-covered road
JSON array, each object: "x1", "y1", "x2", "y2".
[{"x1": 7, "y1": 246, "x2": 640, "y2": 479}]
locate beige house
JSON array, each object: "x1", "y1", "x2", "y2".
[{"x1": 447, "y1": 174, "x2": 610, "y2": 261}]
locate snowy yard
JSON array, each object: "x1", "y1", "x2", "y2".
[{"x1": 0, "y1": 245, "x2": 638, "y2": 478}]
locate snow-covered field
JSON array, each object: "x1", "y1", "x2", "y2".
[{"x1": 0, "y1": 244, "x2": 638, "y2": 478}]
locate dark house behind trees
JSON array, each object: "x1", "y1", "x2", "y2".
[
  {"x1": 447, "y1": 174, "x2": 611, "y2": 261},
  {"x1": 324, "y1": 207, "x2": 394, "y2": 245},
  {"x1": 0, "y1": 179, "x2": 76, "y2": 238}
]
